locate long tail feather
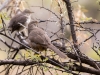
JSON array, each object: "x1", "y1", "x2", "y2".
[{"x1": 48, "y1": 44, "x2": 66, "y2": 58}]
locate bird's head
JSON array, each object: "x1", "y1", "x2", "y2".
[
  {"x1": 22, "y1": 9, "x2": 34, "y2": 14},
  {"x1": 28, "y1": 21, "x2": 38, "y2": 33}
]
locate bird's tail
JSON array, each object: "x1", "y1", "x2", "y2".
[{"x1": 48, "y1": 44, "x2": 66, "y2": 58}]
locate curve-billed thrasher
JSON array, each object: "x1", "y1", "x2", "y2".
[
  {"x1": 8, "y1": 9, "x2": 33, "y2": 33},
  {"x1": 27, "y1": 21, "x2": 66, "y2": 58}
]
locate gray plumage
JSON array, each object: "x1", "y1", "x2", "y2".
[
  {"x1": 28, "y1": 21, "x2": 66, "y2": 58},
  {"x1": 8, "y1": 9, "x2": 33, "y2": 33}
]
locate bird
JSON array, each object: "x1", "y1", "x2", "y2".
[
  {"x1": 27, "y1": 21, "x2": 66, "y2": 58},
  {"x1": 8, "y1": 9, "x2": 34, "y2": 33}
]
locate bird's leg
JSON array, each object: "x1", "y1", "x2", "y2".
[{"x1": 16, "y1": 31, "x2": 27, "y2": 41}]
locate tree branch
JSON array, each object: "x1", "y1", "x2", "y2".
[
  {"x1": 0, "y1": 0, "x2": 12, "y2": 11},
  {"x1": 0, "y1": 58, "x2": 100, "y2": 75}
]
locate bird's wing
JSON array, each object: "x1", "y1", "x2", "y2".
[
  {"x1": 8, "y1": 14, "x2": 27, "y2": 27},
  {"x1": 28, "y1": 27, "x2": 51, "y2": 46},
  {"x1": 14, "y1": 15, "x2": 27, "y2": 25}
]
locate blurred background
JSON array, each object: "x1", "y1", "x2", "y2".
[{"x1": 0, "y1": 0, "x2": 100, "y2": 75}]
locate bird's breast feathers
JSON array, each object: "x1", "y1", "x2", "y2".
[{"x1": 26, "y1": 15, "x2": 31, "y2": 25}]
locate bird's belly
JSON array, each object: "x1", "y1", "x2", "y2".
[
  {"x1": 31, "y1": 42, "x2": 47, "y2": 51},
  {"x1": 26, "y1": 18, "x2": 31, "y2": 25}
]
